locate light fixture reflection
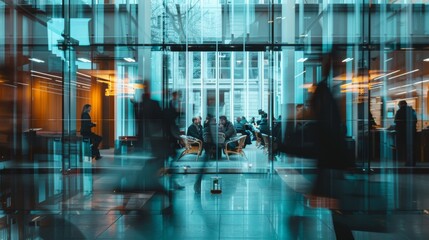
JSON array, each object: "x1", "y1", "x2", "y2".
[
  {"x1": 29, "y1": 58, "x2": 45, "y2": 63},
  {"x1": 124, "y1": 58, "x2": 136, "y2": 63},
  {"x1": 388, "y1": 69, "x2": 419, "y2": 80},
  {"x1": 372, "y1": 70, "x2": 401, "y2": 81},
  {"x1": 78, "y1": 58, "x2": 91, "y2": 63}
]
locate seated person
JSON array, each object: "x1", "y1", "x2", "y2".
[
  {"x1": 187, "y1": 116, "x2": 203, "y2": 141},
  {"x1": 219, "y1": 115, "x2": 237, "y2": 150},
  {"x1": 235, "y1": 117, "x2": 252, "y2": 146},
  {"x1": 240, "y1": 116, "x2": 248, "y2": 125},
  {"x1": 234, "y1": 117, "x2": 245, "y2": 134},
  {"x1": 258, "y1": 113, "x2": 270, "y2": 135}
]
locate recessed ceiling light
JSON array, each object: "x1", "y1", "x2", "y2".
[
  {"x1": 295, "y1": 71, "x2": 306, "y2": 78},
  {"x1": 388, "y1": 69, "x2": 419, "y2": 80},
  {"x1": 372, "y1": 70, "x2": 401, "y2": 80},
  {"x1": 29, "y1": 58, "x2": 44, "y2": 63},
  {"x1": 124, "y1": 58, "x2": 136, "y2": 63},
  {"x1": 78, "y1": 58, "x2": 91, "y2": 63}
]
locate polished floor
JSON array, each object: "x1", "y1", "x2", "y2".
[{"x1": 1, "y1": 144, "x2": 429, "y2": 239}]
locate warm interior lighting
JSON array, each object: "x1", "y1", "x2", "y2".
[
  {"x1": 341, "y1": 83, "x2": 369, "y2": 89},
  {"x1": 29, "y1": 58, "x2": 45, "y2": 63},
  {"x1": 97, "y1": 79, "x2": 110, "y2": 84},
  {"x1": 297, "y1": 58, "x2": 308, "y2": 63},
  {"x1": 300, "y1": 83, "x2": 313, "y2": 88}
]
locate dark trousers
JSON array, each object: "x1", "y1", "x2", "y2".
[
  {"x1": 396, "y1": 132, "x2": 415, "y2": 166},
  {"x1": 84, "y1": 132, "x2": 102, "y2": 157}
]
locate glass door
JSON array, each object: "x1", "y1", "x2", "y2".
[{"x1": 164, "y1": 48, "x2": 273, "y2": 173}]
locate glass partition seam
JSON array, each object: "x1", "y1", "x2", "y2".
[
  {"x1": 231, "y1": 51, "x2": 235, "y2": 119},
  {"x1": 245, "y1": 52, "x2": 249, "y2": 119}
]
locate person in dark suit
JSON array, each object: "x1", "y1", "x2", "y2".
[
  {"x1": 80, "y1": 104, "x2": 102, "y2": 160},
  {"x1": 395, "y1": 100, "x2": 417, "y2": 166},
  {"x1": 219, "y1": 116, "x2": 237, "y2": 150},
  {"x1": 187, "y1": 117, "x2": 203, "y2": 141}
]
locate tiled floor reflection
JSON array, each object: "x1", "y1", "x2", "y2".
[{"x1": 1, "y1": 170, "x2": 429, "y2": 239}]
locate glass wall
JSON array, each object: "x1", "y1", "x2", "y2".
[{"x1": 0, "y1": 0, "x2": 428, "y2": 172}]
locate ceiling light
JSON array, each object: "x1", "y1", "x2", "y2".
[
  {"x1": 389, "y1": 83, "x2": 414, "y2": 91},
  {"x1": 395, "y1": 89, "x2": 416, "y2": 95},
  {"x1": 413, "y1": 79, "x2": 429, "y2": 85},
  {"x1": 295, "y1": 71, "x2": 306, "y2": 78},
  {"x1": 342, "y1": 58, "x2": 353, "y2": 63},
  {"x1": 31, "y1": 74, "x2": 51, "y2": 80},
  {"x1": 29, "y1": 58, "x2": 45, "y2": 63},
  {"x1": 385, "y1": 58, "x2": 393, "y2": 62},
  {"x1": 30, "y1": 70, "x2": 61, "y2": 79},
  {"x1": 78, "y1": 58, "x2": 91, "y2": 63},
  {"x1": 124, "y1": 58, "x2": 136, "y2": 63},
  {"x1": 372, "y1": 70, "x2": 401, "y2": 80},
  {"x1": 77, "y1": 72, "x2": 91, "y2": 78},
  {"x1": 297, "y1": 58, "x2": 307, "y2": 63},
  {"x1": 388, "y1": 69, "x2": 419, "y2": 80},
  {"x1": 423, "y1": 58, "x2": 429, "y2": 62}
]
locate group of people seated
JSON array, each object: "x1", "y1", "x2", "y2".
[
  {"x1": 184, "y1": 109, "x2": 285, "y2": 159},
  {"x1": 186, "y1": 115, "x2": 254, "y2": 159}
]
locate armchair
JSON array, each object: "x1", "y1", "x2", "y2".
[
  {"x1": 224, "y1": 135, "x2": 248, "y2": 161},
  {"x1": 178, "y1": 135, "x2": 203, "y2": 161}
]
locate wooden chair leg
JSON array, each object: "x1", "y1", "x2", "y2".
[
  {"x1": 178, "y1": 150, "x2": 186, "y2": 160},
  {"x1": 242, "y1": 151, "x2": 248, "y2": 161}
]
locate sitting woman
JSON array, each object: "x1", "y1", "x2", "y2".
[{"x1": 80, "y1": 104, "x2": 102, "y2": 160}]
